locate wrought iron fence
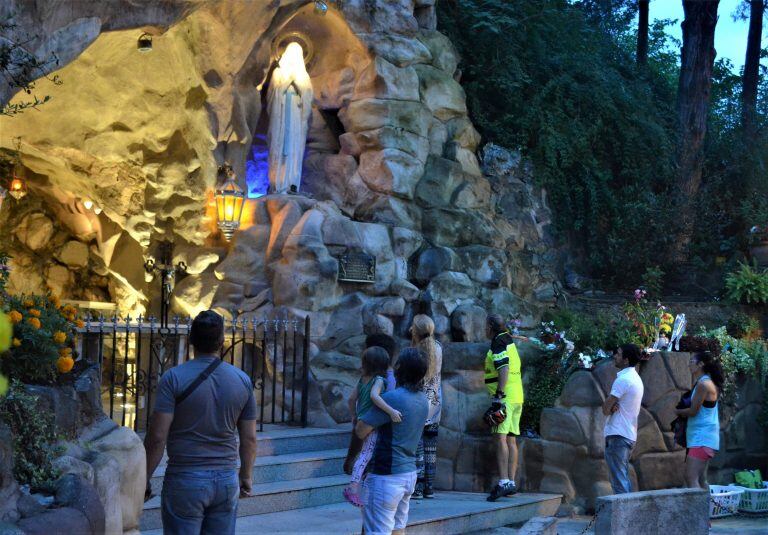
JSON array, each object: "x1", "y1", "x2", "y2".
[{"x1": 76, "y1": 314, "x2": 310, "y2": 433}]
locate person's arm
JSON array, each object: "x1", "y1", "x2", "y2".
[
  {"x1": 370, "y1": 378, "x2": 402, "y2": 422},
  {"x1": 676, "y1": 380, "x2": 710, "y2": 417},
  {"x1": 238, "y1": 419, "x2": 257, "y2": 497},
  {"x1": 602, "y1": 376, "x2": 625, "y2": 416},
  {"x1": 144, "y1": 411, "x2": 173, "y2": 497},
  {"x1": 602, "y1": 395, "x2": 620, "y2": 416},
  {"x1": 496, "y1": 363, "x2": 509, "y2": 397}
]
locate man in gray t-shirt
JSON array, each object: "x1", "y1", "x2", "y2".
[
  {"x1": 354, "y1": 348, "x2": 428, "y2": 535},
  {"x1": 144, "y1": 311, "x2": 257, "y2": 535}
]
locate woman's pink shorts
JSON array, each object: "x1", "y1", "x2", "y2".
[{"x1": 687, "y1": 446, "x2": 716, "y2": 460}]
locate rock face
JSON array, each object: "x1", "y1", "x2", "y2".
[
  {"x1": 522, "y1": 352, "x2": 768, "y2": 512},
  {"x1": 0, "y1": 0, "x2": 561, "y2": 477}
]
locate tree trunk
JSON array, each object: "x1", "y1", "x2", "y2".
[
  {"x1": 672, "y1": 0, "x2": 719, "y2": 263},
  {"x1": 637, "y1": 0, "x2": 649, "y2": 65},
  {"x1": 742, "y1": 0, "x2": 764, "y2": 137}
]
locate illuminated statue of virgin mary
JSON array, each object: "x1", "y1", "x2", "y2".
[{"x1": 267, "y1": 41, "x2": 314, "y2": 194}]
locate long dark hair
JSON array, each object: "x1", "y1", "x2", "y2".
[{"x1": 694, "y1": 351, "x2": 724, "y2": 391}]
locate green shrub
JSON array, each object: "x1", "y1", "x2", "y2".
[
  {"x1": 521, "y1": 351, "x2": 567, "y2": 434},
  {"x1": 726, "y1": 312, "x2": 761, "y2": 339},
  {"x1": 0, "y1": 381, "x2": 61, "y2": 490},
  {"x1": 725, "y1": 263, "x2": 768, "y2": 304},
  {"x1": 641, "y1": 266, "x2": 665, "y2": 298}
]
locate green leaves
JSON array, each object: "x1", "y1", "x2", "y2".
[{"x1": 725, "y1": 262, "x2": 768, "y2": 304}]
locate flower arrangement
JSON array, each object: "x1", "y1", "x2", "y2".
[
  {"x1": 0, "y1": 294, "x2": 79, "y2": 384},
  {"x1": 623, "y1": 289, "x2": 671, "y2": 348}
]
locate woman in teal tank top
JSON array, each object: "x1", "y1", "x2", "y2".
[{"x1": 675, "y1": 352, "x2": 724, "y2": 489}]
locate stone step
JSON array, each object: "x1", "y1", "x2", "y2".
[
  {"x1": 150, "y1": 448, "x2": 347, "y2": 493},
  {"x1": 140, "y1": 474, "x2": 350, "y2": 531},
  {"x1": 140, "y1": 491, "x2": 562, "y2": 534}
]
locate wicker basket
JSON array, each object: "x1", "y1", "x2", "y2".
[
  {"x1": 709, "y1": 485, "x2": 743, "y2": 518},
  {"x1": 727, "y1": 481, "x2": 768, "y2": 513}
]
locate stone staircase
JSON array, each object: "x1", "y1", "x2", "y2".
[{"x1": 140, "y1": 425, "x2": 561, "y2": 534}]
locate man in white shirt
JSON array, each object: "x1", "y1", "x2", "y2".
[{"x1": 601, "y1": 344, "x2": 644, "y2": 494}]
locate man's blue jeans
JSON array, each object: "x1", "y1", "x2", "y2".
[
  {"x1": 604, "y1": 435, "x2": 635, "y2": 494},
  {"x1": 161, "y1": 469, "x2": 239, "y2": 535}
]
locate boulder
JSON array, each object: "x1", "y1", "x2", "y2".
[
  {"x1": 455, "y1": 245, "x2": 507, "y2": 287},
  {"x1": 57, "y1": 240, "x2": 90, "y2": 268},
  {"x1": 356, "y1": 33, "x2": 432, "y2": 67},
  {"x1": 352, "y1": 57, "x2": 420, "y2": 101},
  {"x1": 422, "y1": 208, "x2": 504, "y2": 248},
  {"x1": 450, "y1": 304, "x2": 487, "y2": 342},
  {"x1": 570, "y1": 406, "x2": 608, "y2": 458},
  {"x1": 45, "y1": 264, "x2": 72, "y2": 297},
  {"x1": 89, "y1": 452, "x2": 122, "y2": 535},
  {"x1": 647, "y1": 391, "x2": 681, "y2": 432},
  {"x1": 446, "y1": 116, "x2": 483, "y2": 151},
  {"x1": 353, "y1": 128, "x2": 430, "y2": 163},
  {"x1": 539, "y1": 469, "x2": 576, "y2": 502},
  {"x1": 558, "y1": 371, "x2": 605, "y2": 407},
  {"x1": 339, "y1": 98, "x2": 432, "y2": 136},
  {"x1": 15, "y1": 213, "x2": 54, "y2": 251},
  {"x1": 392, "y1": 226, "x2": 423, "y2": 259},
  {"x1": 662, "y1": 352, "x2": 692, "y2": 391},
  {"x1": 634, "y1": 451, "x2": 686, "y2": 490},
  {"x1": 414, "y1": 156, "x2": 464, "y2": 208},
  {"x1": 414, "y1": 247, "x2": 460, "y2": 285},
  {"x1": 390, "y1": 278, "x2": 420, "y2": 301},
  {"x1": 87, "y1": 425, "x2": 145, "y2": 532},
  {"x1": 632, "y1": 419, "x2": 668, "y2": 460},
  {"x1": 593, "y1": 359, "x2": 619, "y2": 396},
  {"x1": 52, "y1": 456, "x2": 94, "y2": 485},
  {"x1": 426, "y1": 271, "x2": 476, "y2": 316},
  {"x1": 540, "y1": 408, "x2": 586, "y2": 446},
  {"x1": 441, "y1": 342, "x2": 487, "y2": 371},
  {"x1": 358, "y1": 149, "x2": 424, "y2": 200},
  {"x1": 54, "y1": 474, "x2": 105, "y2": 534},
  {"x1": 17, "y1": 508, "x2": 91, "y2": 535},
  {"x1": 641, "y1": 354, "x2": 677, "y2": 407},
  {"x1": 413, "y1": 64, "x2": 467, "y2": 121},
  {"x1": 416, "y1": 30, "x2": 459, "y2": 75}
]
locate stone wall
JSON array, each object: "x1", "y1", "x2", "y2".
[
  {"x1": 0, "y1": 367, "x2": 146, "y2": 534},
  {"x1": 521, "y1": 352, "x2": 767, "y2": 512}
]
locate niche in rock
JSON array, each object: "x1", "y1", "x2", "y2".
[{"x1": 245, "y1": 107, "x2": 270, "y2": 199}]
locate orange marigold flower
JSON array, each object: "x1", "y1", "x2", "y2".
[
  {"x1": 75, "y1": 319, "x2": 85, "y2": 329},
  {"x1": 56, "y1": 355, "x2": 74, "y2": 373},
  {"x1": 8, "y1": 311, "x2": 22, "y2": 324},
  {"x1": 28, "y1": 309, "x2": 41, "y2": 318},
  {"x1": 58, "y1": 347, "x2": 72, "y2": 358},
  {"x1": 67, "y1": 314, "x2": 76, "y2": 322},
  {"x1": 27, "y1": 317, "x2": 41, "y2": 329},
  {"x1": 53, "y1": 331, "x2": 67, "y2": 344},
  {"x1": 12, "y1": 338, "x2": 21, "y2": 347},
  {"x1": 23, "y1": 299, "x2": 34, "y2": 308}
]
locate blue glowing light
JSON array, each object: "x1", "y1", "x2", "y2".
[{"x1": 245, "y1": 140, "x2": 270, "y2": 199}]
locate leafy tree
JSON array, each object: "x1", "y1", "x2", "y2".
[{"x1": 0, "y1": 20, "x2": 61, "y2": 116}]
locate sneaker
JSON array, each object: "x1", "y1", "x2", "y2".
[
  {"x1": 423, "y1": 484, "x2": 435, "y2": 499},
  {"x1": 503, "y1": 481, "x2": 518, "y2": 496},
  {"x1": 412, "y1": 483, "x2": 424, "y2": 500},
  {"x1": 487, "y1": 483, "x2": 506, "y2": 502}
]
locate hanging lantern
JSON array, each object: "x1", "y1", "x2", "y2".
[
  {"x1": 214, "y1": 164, "x2": 244, "y2": 241},
  {"x1": 8, "y1": 175, "x2": 26, "y2": 200},
  {"x1": 137, "y1": 33, "x2": 153, "y2": 52}
]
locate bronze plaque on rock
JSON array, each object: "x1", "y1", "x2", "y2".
[{"x1": 338, "y1": 252, "x2": 376, "y2": 283}]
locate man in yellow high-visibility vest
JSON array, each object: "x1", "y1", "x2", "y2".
[{"x1": 484, "y1": 314, "x2": 525, "y2": 502}]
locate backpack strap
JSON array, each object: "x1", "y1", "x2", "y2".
[{"x1": 176, "y1": 358, "x2": 223, "y2": 405}]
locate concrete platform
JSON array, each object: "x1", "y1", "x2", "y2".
[{"x1": 142, "y1": 491, "x2": 561, "y2": 534}]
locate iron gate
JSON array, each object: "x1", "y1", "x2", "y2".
[{"x1": 77, "y1": 314, "x2": 311, "y2": 432}]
